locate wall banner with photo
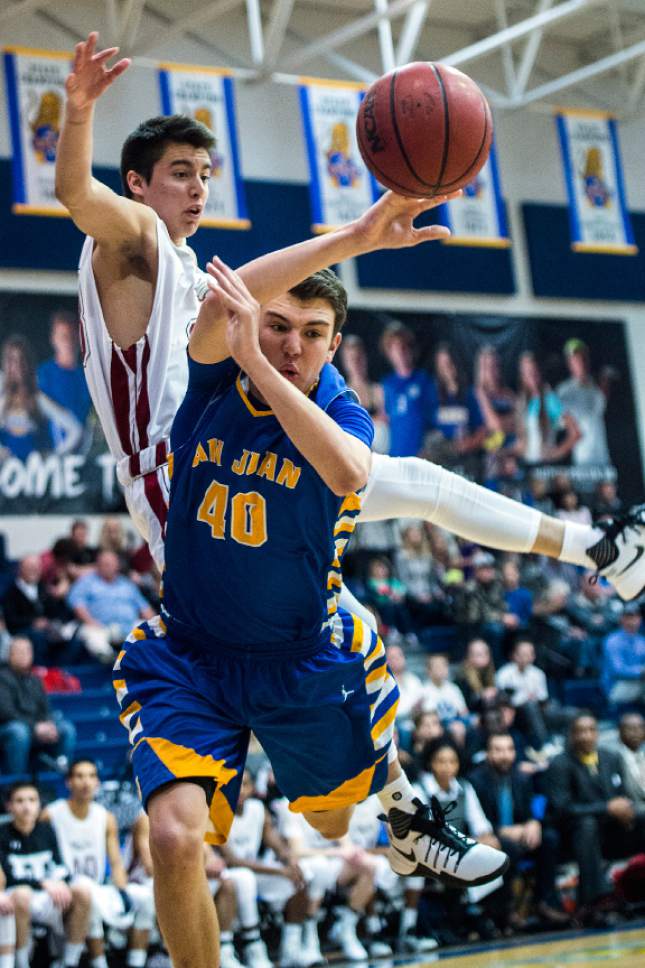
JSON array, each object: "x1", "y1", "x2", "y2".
[
  {"x1": 299, "y1": 77, "x2": 379, "y2": 233},
  {"x1": 158, "y1": 63, "x2": 250, "y2": 229},
  {"x1": 555, "y1": 109, "x2": 637, "y2": 255},
  {"x1": 0, "y1": 292, "x2": 125, "y2": 515},
  {"x1": 341, "y1": 309, "x2": 643, "y2": 505},
  {"x1": 439, "y1": 140, "x2": 510, "y2": 248},
  {"x1": 3, "y1": 46, "x2": 70, "y2": 217}
]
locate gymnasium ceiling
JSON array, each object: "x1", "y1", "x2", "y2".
[{"x1": 3, "y1": 0, "x2": 645, "y2": 116}]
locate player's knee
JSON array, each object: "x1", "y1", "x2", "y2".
[
  {"x1": 11, "y1": 887, "x2": 32, "y2": 915},
  {"x1": 71, "y1": 880, "x2": 92, "y2": 912},
  {"x1": 149, "y1": 814, "x2": 204, "y2": 868},
  {"x1": 304, "y1": 809, "x2": 351, "y2": 840}
]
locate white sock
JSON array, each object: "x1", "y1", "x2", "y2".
[
  {"x1": 362, "y1": 454, "x2": 541, "y2": 552},
  {"x1": 0, "y1": 913, "x2": 15, "y2": 948},
  {"x1": 91, "y1": 956, "x2": 109, "y2": 968},
  {"x1": 0, "y1": 955, "x2": 13, "y2": 968},
  {"x1": 303, "y1": 918, "x2": 319, "y2": 945},
  {"x1": 64, "y1": 941, "x2": 85, "y2": 967},
  {"x1": 15, "y1": 948, "x2": 29, "y2": 968},
  {"x1": 281, "y1": 922, "x2": 302, "y2": 945},
  {"x1": 400, "y1": 906, "x2": 417, "y2": 934},
  {"x1": 377, "y1": 771, "x2": 417, "y2": 815},
  {"x1": 220, "y1": 930, "x2": 234, "y2": 944},
  {"x1": 126, "y1": 950, "x2": 147, "y2": 967},
  {"x1": 559, "y1": 521, "x2": 603, "y2": 568}
]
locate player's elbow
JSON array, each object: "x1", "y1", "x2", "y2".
[{"x1": 328, "y1": 460, "x2": 370, "y2": 497}]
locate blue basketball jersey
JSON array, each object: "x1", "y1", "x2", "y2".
[{"x1": 162, "y1": 355, "x2": 374, "y2": 657}]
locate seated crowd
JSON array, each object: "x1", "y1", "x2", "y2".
[{"x1": 0, "y1": 474, "x2": 644, "y2": 964}]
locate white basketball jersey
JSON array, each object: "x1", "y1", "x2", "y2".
[
  {"x1": 47, "y1": 799, "x2": 108, "y2": 884},
  {"x1": 227, "y1": 798, "x2": 266, "y2": 862},
  {"x1": 78, "y1": 216, "x2": 209, "y2": 486}
]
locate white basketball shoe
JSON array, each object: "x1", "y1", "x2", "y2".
[{"x1": 586, "y1": 504, "x2": 645, "y2": 601}]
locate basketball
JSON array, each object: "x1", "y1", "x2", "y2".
[{"x1": 356, "y1": 61, "x2": 493, "y2": 198}]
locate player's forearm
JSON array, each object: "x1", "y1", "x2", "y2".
[
  {"x1": 55, "y1": 103, "x2": 96, "y2": 207},
  {"x1": 238, "y1": 221, "x2": 367, "y2": 306},
  {"x1": 245, "y1": 355, "x2": 371, "y2": 495}
]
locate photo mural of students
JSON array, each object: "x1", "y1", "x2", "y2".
[
  {"x1": 0, "y1": 335, "x2": 83, "y2": 461},
  {"x1": 515, "y1": 351, "x2": 580, "y2": 467},
  {"x1": 37, "y1": 310, "x2": 92, "y2": 450},
  {"x1": 556, "y1": 338, "x2": 612, "y2": 467},
  {"x1": 339, "y1": 333, "x2": 388, "y2": 453},
  {"x1": 422, "y1": 342, "x2": 485, "y2": 469},
  {"x1": 380, "y1": 321, "x2": 438, "y2": 458}
]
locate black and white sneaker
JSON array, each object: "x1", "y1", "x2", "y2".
[
  {"x1": 386, "y1": 797, "x2": 509, "y2": 888},
  {"x1": 586, "y1": 504, "x2": 645, "y2": 601}
]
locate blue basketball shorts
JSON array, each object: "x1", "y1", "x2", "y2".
[{"x1": 113, "y1": 610, "x2": 399, "y2": 844}]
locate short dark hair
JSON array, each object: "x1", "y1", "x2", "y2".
[
  {"x1": 570, "y1": 710, "x2": 597, "y2": 731},
  {"x1": 422, "y1": 737, "x2": 461, "y2": 772},
  {"x1": 6, "y1": 781, "x2": 39, "y2": 802},
  {"x1": 288, "y1": 269, "x2": 348, "y2": 336},
  {"x1": 486, "y1": 730, "x2": 515, "y2": 750},
  {"x1": 120, "y1": 115, "x2": 215, "y2": 198},
  {"x1": 67, "y1": 757, "x2": 99, "y2": 779}
]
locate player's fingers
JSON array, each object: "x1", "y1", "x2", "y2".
[
  {"x1": 85, "y1": 31, "x2": 98, "y2": 58},
  {"x1": 211, "y1": 256, "x2": 251, "y2": 299},
  {"x1": 106, "y1": 58, "x2": 131, "y2": 81},
  {"x1": 72, "y1": 42, "x2": 84, "y2": 72},
  {"x1": 93, "y1": 46, "x2": 120, "y2": 64},
  {"x1": 412, "y1": 224, "x2": 451, "y2": 243}
]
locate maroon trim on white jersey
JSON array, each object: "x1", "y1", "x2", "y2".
[
  {"x1": 135, "y1": 337, "x2": 151, "y2": 451},
  {"x1": 143, "y1": 467, "x2": 168, "y2": 537},
  {"x1": 110, "y1": 346, "x2": 134, "y2": 456}
]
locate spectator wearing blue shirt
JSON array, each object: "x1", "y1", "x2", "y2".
[
  {"x1": 37, "y1": 310, "x2": 91, "y2": 449},
  {"x1": 502, "y1": 559, "x2": 533, "y2": 630},
  {"x1": 380, "y1": 322, "x2": 437, "y2": 458},
  {"x1": 602, "y1": 603, "x2": 645, "y2": 706},
  {"x1": 429, "y1": 343, "x2": 485, "y2": 461},
  {"x1": 68, "y1": 549, "x2": 154, "y2": 650}
]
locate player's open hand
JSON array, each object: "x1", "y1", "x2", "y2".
[
  {"x1": 42, "y1": 879, "x2": 72, "y2": 911},
  {"x1": 354, "y1": 188, "x2": 462, "y2": 252},
  {"x1": 206, "y1": 257, "x2": 262, "y2": 369},
  {"x1": 65, "y1": 31, "x2": 130, "y2": 114}
]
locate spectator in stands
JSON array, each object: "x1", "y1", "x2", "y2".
[
  {"x1": 555, "y1": 488, "x2": 592, "y2": 527},
  {"x1": 394, "y1": 523, "x2": 448, "y2": 629},
  {"x1": 464, "y1": 696, "x2": 531, "y2": 772},
  {"x1": 592, "y1": 479, "x2": 622, "y2": 519},
  {"x1": 546, "y1": 712, "x2": 645, "y2": 920},
  {"x1": 556, "y1": 338, "x2": 611, "y2": 468},
  {"x1": 454, "y1": 550, "x2": 516, "y2": 664},
  {"x1": 68, "y1": 550, "x2": 154, "y2": 653},
  {"x1": 524, "y1": 475, "x2": 555, "y2": 515},
  {"x1": 601, "y1": 602, "x2": 645, "y2": 708},
  {"x1": 474, "y1": 344, "x2": 517, "y2": 441},
  {"x1": 502, "y1": 558, "x2": 533, "y2": 631},
  {"x1": 454, "y1": 638, "x2": 499, "y2": 714},
  {"x1": 418, "y1": 654, "x2": 470, "y2": 746},
  {"x1": 2, "y1": 554, "x2": 84, "y2": 665},
  {"x1": 532, "y1": 578, "x2": 589, "y2": 679},
  {"x1": 516, "y1": 351, "x2": 580, "y2": 467},
  {"x1": 338, "y1": 334, "x2": 387, "y2": 453},
  {"x1": 610, "y1": 713, "x2": 645, "y2": 814},
  {"x1": 97, "y1": 517, "x2": 132, "y2": 572},
  {"x1": 43, "y1": 758, "x2": 155, "y2": 968},
  {"x1": 469, "y1": 732, "x2": 568, "y2": 925},
  {"x1": 379, "y1": 321, "x2": 437, "y2": 458},
  {"x1": 567, "y1": 573, "x2": 620, "y2": 676},
  {"x1": 0, "y1": 781, "x2": 91, "y2": 968},
  {"x1": 365, "y1": 556, "x2": 414, "y2": 640},
  {"x1": 386, "y1": 643, "x2": 423, "y2": 722},
  {"x1": 425, "y1": 342, "x2": 485, "y2": 463},
  {"x1": 409, "y1": 710, "x2": 445, "y2": 769},
  {"x1": 0, "y1": 636, "x2": 76, "y2": 774},
  {"x1": 37, "y1": 309, "x2": 92, "y2": 447},
  {"x1": 0, "y1": 334, "x2": 83, "y2": 460},
  {"x1": 68, "y1": 519, "x2": 97, "y2": 575},
  {"x1": 496, "y1": 640, "x2": 554, "y2": 753}
]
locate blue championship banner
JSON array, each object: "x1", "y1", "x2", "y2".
[
  {"x1": 556, "y1": 108, "x2": 636, "y2": 255},
  {"x1": 440, "y1": 140, "x2": 510, "y2": 248},
  {"x1": 159, "y1": 63, "x2": 250, "y2": 229},
  {"x1": 3, "y1": 46, "x2": 70, "y2": 216},
  {"x1": 299, "y1": 77, "x2": 379, "y2": 233}
]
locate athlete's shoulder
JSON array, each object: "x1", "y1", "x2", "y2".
[{"x1": 315, "y1": 362, "x2": 357, "y2": 411}]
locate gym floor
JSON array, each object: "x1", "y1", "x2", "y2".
[{"x1": 332, "y1": 921, "x2": 645, "y2": 966}]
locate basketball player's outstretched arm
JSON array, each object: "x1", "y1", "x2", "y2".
[
  {"x1": 215, "y1": 260, "x2": 371, "y2": 496},
  {"x1": 55, "y1": 33, "x2": 154, "y2": 246}
]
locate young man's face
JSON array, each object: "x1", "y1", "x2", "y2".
[
  {"x1": 67, "y1": 762, "x2": 100, "y2": 803},
  {"x1": 9, "y1": 786, "x2": 40, "y2": 829},
  {"x1": 131, "y1": 142, "x2": 212, "y2": 243},
  {"x1": 258, "y1": 294, "x2": 341, "y2": 396}
]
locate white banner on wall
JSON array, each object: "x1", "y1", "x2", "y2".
[
  {"x1": 3, "y1": 46, "x2": 70, "y2": 216},
  {"x1": 159, "y1": 63, "x2": 250, "y2": 229},
  {"x1": 441, "y1": 141, "x2": 510, "y2": 248},
  {"x1": 299, "y1": 77, "x2": 379, "y2": 233},
  {"x1": 555, "y1": 108, "x2": 637, "y2": 255}
]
